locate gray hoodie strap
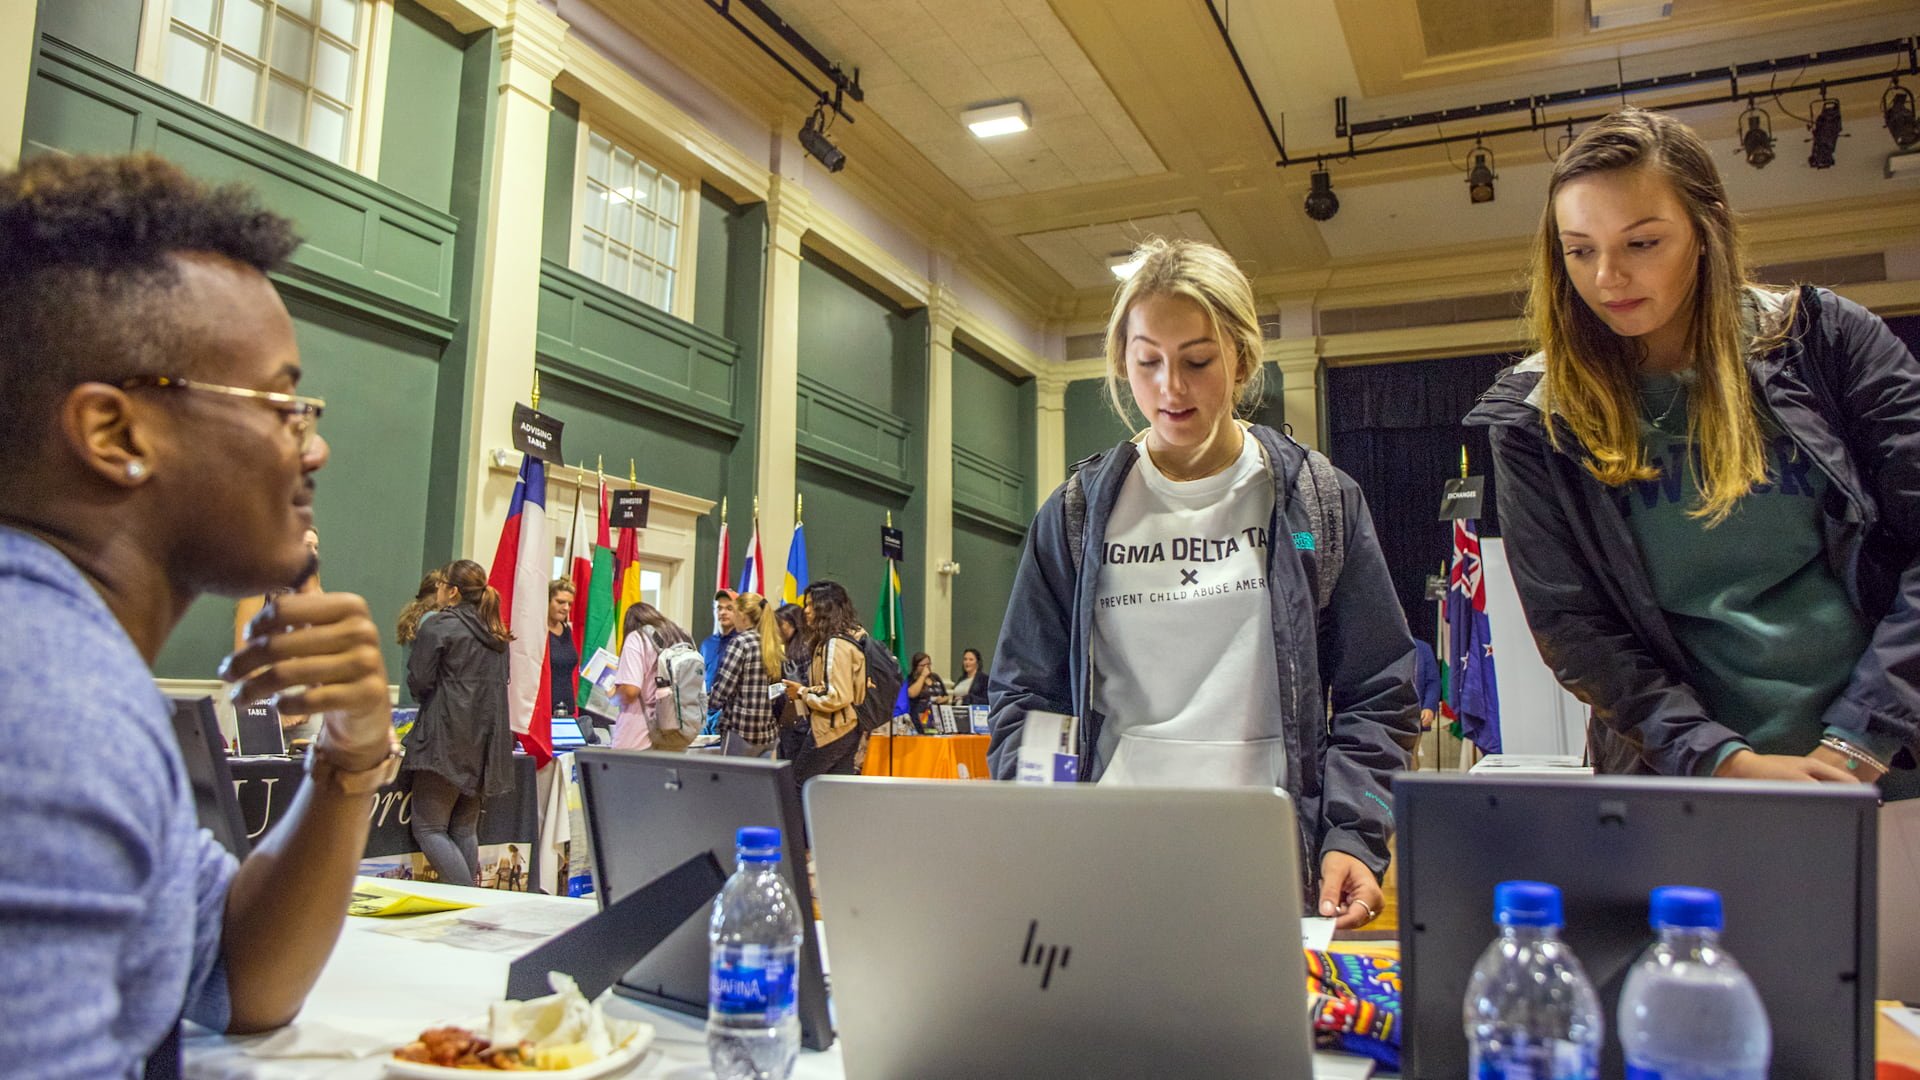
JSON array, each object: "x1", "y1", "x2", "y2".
[
  {"x1": 1065, "y1": 467, "x2": 1089, "y2": 576},
  {"x1": 1294, "y1": 448, "x2": 1345, "y2": 612}
]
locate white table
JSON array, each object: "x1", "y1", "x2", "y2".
[
  {"x1": 184, "y1": 879, "x2": 1376, "y2": 1079},
  {"x1": 183, "y1": 880, "x2": 845, "y2": 1079}
]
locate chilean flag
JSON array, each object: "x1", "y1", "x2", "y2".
[
  {"x1": 487, "y1": 454, "x2": 554, "y2": 767},
  {"x1": 1446, "y1": 518, "x2": 1501, "y2": 754}
]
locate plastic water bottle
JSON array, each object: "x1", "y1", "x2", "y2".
[
  {"x1": 707, "y1": 826, "x2": 803, "y2": 1080},
  {"x1": 1618, "y1": 886, "x2": 1770, "y2": 1079},
  {"x1": 1463, "y1": 880, "x2": 1603, "y2": 1079}
]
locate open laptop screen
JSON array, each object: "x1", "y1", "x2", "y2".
[{"x1": 166, "y1": 695, "x2": 252, "y2": 859}]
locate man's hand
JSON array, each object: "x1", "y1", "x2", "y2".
[
  {"x1": 1419, "y1": 708, "x2": 1435, "y2": 731},
  {"x1": 221, "y1": 592, "x2": 391, "y2": 770},
  {"x1": 1713, "y1": 748, "x2": 1857, "y2": 783},
  {"x1": 1318, "y1": 851, "x2": 1385, "y2": 931}
]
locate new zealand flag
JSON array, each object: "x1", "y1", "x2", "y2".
[{"x1": 1446, "y1": 518, "x2": 1501, "y2": 753}]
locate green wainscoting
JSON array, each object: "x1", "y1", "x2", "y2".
[
  {"x1": 952, "y1": 516, "x2": 1025, "y2": 677},
  {"x1": 152, "y1": 295, "x2": 448, "y2": 682},
  {"x1": 536, "y1": 260, "x2": 743, "y2": 436},
  {"x1": 795, "y1": 373, "x2": 912, "y2": 495},
  {"x1": 25, "y1": 37, "x2": 462, "y2": 337},
  {"x1": 1064, "y1": 377, "x2": 1137, "y2": 471},
  {"x1": 951, "y1": 343, "x2": 1033, "y2": 531}
]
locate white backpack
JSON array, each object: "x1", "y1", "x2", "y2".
[{"x1": 646, "y1": 629, "x2": 708, "y2": 748}]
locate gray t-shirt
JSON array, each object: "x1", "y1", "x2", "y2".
[{"x1": 0, "y1": 526, "x2": 236, "y2": 1075}]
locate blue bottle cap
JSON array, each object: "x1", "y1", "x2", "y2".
[
  {"x1": 736, "y1": 826, "x2": 782, "y2": 862},
  {"x1": 1649, "y1": 886, "x2": 1723, "y2": 931},
  {"x1": 1493, "y1": 880, "x2": 1563, "y2": 928}
]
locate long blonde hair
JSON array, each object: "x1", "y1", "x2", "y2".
[
  {"x1": 734, "y1": 592, "x2": 784, "y2": 681},
  {"x1": 1102, "y1": 238, "x2": 1266, "y2": 427},
  {"x1": 396, "y1": 568, "x2": 448, "y2": 646},
  {"x1": 1530, "y1": 108, "x2": 1783, "y2": 526}
]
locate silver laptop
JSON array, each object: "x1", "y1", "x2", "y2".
[{"x1": 804, "y1": 778, "x2": 1318, "y2": 1080}]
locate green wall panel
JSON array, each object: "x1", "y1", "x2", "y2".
[
  {"x1": 952, "y1": 344, "x2": 1026, "y2": 466},
  {"x1": 537, "y1": 261, "x2": 742, "y2": 433},
  {"x1": 797, "y1": 253, "x2": 903, "y2": 412},
  {"x1": 694, "y1": 186, "x2": 761, "y2": 340},
  {"x1": 951, "y1": 517, "x2": 1024, "y2": 676},
  {"x1": 1064, "y1": 377, "x2": 1136, "y2": 475},
  {"x1": 542, "y1": 91, "x2": 579, "y2": 265},
  {"x1": 36, "y1": 0, "x2": 140, "y2": 70},
  {"x1": 377, "y1": 0, "x2": 467, "y2": 214},
  {"x1": 537, "y1": 377, "x2": 733, "y2": 513},
  {"x1": 153, "y1": 296, "x2": 445, "y2": 681},
  {"x1": 25, "y1": 38, "x2": 460, "y2": 332},
  {"x1": 797, "y1": 464, "x2": 914, "y2": 648},
  {"x1": 795, "y1": 373, "x2": 911, "y2": 491}
]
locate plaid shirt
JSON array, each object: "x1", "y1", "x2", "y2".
[{"x1": 710, "y1": 629, "x2": 778, "y2": 744}]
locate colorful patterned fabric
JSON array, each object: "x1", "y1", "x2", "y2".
[{"x1": 1305, "y1": 949, "x2": 1401, "y2": 1069}]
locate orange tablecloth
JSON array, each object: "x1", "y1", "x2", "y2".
[{"x1": 861, "y1": 733, "x2": 991, "y2": 779}]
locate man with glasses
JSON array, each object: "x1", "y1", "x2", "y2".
[{"x1": 0, "y1": 153, "x2": 399, "y2": 1076}]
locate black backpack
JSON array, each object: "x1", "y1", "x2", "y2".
[{"x1": 837, "y1": 632, "x2": 904, "y2": 733}]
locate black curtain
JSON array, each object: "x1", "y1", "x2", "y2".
[{"x1": 1327, "y1": 354, "x2": 1519, "y2": 646}]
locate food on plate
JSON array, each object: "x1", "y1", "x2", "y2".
[{"x1": 391, "y1": 973, "x2": 649, "y2": 1072}]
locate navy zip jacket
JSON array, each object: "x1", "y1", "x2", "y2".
[
  {"x1": 1466, "y1": 287, "x2": 1920, "y2": 778},
  {"x1": 984, "y1": 423, "x2": 1419, "y2": 892}
]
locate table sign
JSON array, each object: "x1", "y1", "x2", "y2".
[
  {"x1": 880, "y1": 525, "x2": 904, "y2": 560},
  {"x1": 511, "y1": 402, "x2": 564, "y2": 463},
  {"x1": 610, "y1": 487, "x2": 651, "y2": 529}
]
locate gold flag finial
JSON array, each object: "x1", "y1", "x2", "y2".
[
  {"x1": 1460, "y1": 445, "x2": 1469, "y2": 480},
  {"x1": 754, "y1": 496, "x2": 760, "y2": 519},
  {"x1": 530, "y1": 370, "x2": 540, "y2": 411},
  {"x1": 721, "y1": 495, "x2": 728, "y2": 519},
  {"x1": 629, "y1": 459, "x2": 637, "y2": 484},
  {"x1": 886, "y1": 509, "x2": 894, "y2": 528},
  {"x1": 796, "y1": 493, "x2": 803, "y2": 523},
  {"x1": 596, "y1": 454, "x2": 604, "y2": 477}
]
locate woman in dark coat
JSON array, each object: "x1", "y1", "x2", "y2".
[{"x1": 403, "y1": 558, "x2": 514, "y2": 885}]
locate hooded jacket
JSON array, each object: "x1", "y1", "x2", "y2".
[
  {"x1": 404, "y1": 602, "x2": 515, "y2": 797},
  {"x1": 985, "y1": 423, "x2": 1419, "y2": 892},
  {"x1": 1464, "y1": 286, "x2": 1920, "y2": 777}
]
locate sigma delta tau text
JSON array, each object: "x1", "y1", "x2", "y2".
[{"x1": 1100, "y1": 526, "x2": 1272, "y2": 567}]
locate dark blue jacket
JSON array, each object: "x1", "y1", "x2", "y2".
[
  {"x1": 985, "y1": 424, "x2": 1419, "y2": 889},
  {"x1": 1412, "y1": 639, "x2": 1441, "y2": 713},
  {"x1": 1465, "y1": 287, "x2": 1920, "y2": 777}
]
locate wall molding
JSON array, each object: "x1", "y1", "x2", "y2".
[
  {"x1": 795, "y1": 372, "x2": 913, "y2": 494},
  {"x1": 951, "y1": 443, "x2": 1029, "y2": 530},
  {"x1": 536, "y1": 260, "x2": 744, "y2": 437}
]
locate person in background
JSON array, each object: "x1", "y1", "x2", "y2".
[
  {"x1": 1467, "y1": 108, "x2": 1920, "y2": 797},
  {"x1": 546, "y1": 578, "x2": 579, "y2": 720},
  {"x1": 0, "y1": 153, "x2": 400, "y2": 1072},
  {"x1": 935, "y1": 647, "x2": 989, "y2": 714},
  {"x1": 772, "y1": 602, "x2": 812, "y2": 761},
  {"x1": 986, "y1": 238, "x2": 1418, "y2": 930},
  {"x1": 709, "y1": 592, "x2": 783, "y2": 757},
  {"x1": 233, "y1": 525, "x2": 323, "y2": 742},
  {"x1": 699, "y1": 587, "x2": 738, "y2": 734},
  {"x1": 783, "y1": 581, "x2": 869, "y2": 784},
  {"x1": 613, "y1": 602, "x2": 695, "y2": 751},
  {"x1": 395, "y1": 567, "x2": 449, "y2": 650},
  {"x1": 1412, "y1": 638, "x2": 1441, "y2": 731},
  {"x1": 403, "y1": 558, "x2": 514, "y2": 886},
  {"x1": 906, "y1": 652, "x2": 946, "y2": 732}
]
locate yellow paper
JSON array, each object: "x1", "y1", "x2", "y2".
[{"x1": 347, "y1": 881, "x2": 478, "y2": 917}]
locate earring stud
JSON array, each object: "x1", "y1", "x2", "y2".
[{"x1": 126, "y1": 461, "x2": 146, "y2": 480}]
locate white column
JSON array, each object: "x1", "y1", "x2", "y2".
[
  {"x1": 1034, "y1": 373, "x2": 1069, "y2": 507},
  {"x1": 753, "y1": 172, "x2": 809, "y2": 552},
  {"x1": 1269, "y1": 340, "x2": 1325, "y2": 451},
  {"x1": 458, "y1": 0, "x2": 567, "y2": 556},
  {"x1": 0, "y1": 0, "x2": 37, "y2": 170},
  {"x1": 923, "y1": 284, "x2": 957, "y2": 669}
]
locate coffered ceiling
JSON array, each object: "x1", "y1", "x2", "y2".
[{"x1": 583, "y1": 0, "x2": 1920, "y2": 328}]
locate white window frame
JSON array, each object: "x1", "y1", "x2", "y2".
[
  {"x1": 135, "y1": 0, "x2": 395, "y2": 175},
  {"x1": 571, "y1": 112, "x2": 701, "y2": 321}
]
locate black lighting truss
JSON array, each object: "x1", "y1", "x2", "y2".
[
  {"x1": 702, "y1": 0, "x2": 864, "y2": 121},
  {"x1": 1291, "y1": 35, "x2": 1919, "y2": 167}
]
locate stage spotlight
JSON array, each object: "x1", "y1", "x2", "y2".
[
  {"x1": 1808, "y1": 96, "x2": 1842, "y2": 170},
  {"x1": 799, "y1": 107, "x2": 845, "y2": 172},
  {"x1": 1738, "y1": 104, "x2": 1775, "y2": 169},
  {"x1": 1303, "y1": 162, "x2": 1339, "y2": 221},
  {"x1": 1466, "y1": 143, "x2": 1497, "y2": 204},
  {"x1": 1885, "y1": 83, "x2": 1920, "y2": 150}
]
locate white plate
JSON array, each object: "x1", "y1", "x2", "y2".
[{"x1": 384, "y1": 1024, "x2": 652, "y2": 1079}]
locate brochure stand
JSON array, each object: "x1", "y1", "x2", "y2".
[{"x1": 505, "y1": 851, "x2": 727, "y2": 1002}]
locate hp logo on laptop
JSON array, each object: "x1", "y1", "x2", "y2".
[{"x1": 1020, "y1": 920, "x2": 1070, "y2": 990}]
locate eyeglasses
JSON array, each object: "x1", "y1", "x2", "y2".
[{"x1": 119, "y1": 375, "x2": 326, "y2": 454}]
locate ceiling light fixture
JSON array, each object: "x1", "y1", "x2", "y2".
[
  {"x1": 1738, "y1": 99, "x2": 1775, "y2": 169},
  {"x1": 1465, "y1": 142, "x2": 1497, "y2": 204},
  {"x1": 1885, "y1": 82, "x2": 1920, "y2": 150},
  {"x1": 962, "y1": 100, "x2": 1031, "y2": 139},
  {"x1": 799, "y1": 105, "x2": 845, "y2": 172},
  {"x1": 1808, "y1": 93, "x2": 1844, "y2": 169},
  {"x1": 1106, "y1": 251, "x2": 1145, "y2": 281},
  {"x1": 1303, "y1": 161, "x2": 1339, "y2": 222}
]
